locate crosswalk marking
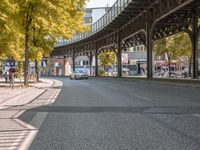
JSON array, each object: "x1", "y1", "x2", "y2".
[{"x1": 0, "y1": 87, "x2": 61, "y2": 150}]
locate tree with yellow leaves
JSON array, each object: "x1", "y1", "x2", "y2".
[
  {"x1": 98, "y1": 52, "x2": 117, "y2": 76},
  {"x1": 0, "y1": 1, "x2": 23, "y2": 60},
  {"x1": 153, "y1": 36, "x2": 180, "y2": 77},
  {"x1": 9, "y1": 0, "x2": 87, "y2": 85}
]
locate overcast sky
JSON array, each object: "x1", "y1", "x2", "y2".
[{"x1": 86, "y1": 0, "x2": 117, "y2": 8}]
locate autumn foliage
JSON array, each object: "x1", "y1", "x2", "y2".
[{"x1": 0, "y1": 0, "x2": 87, "y2": 85}]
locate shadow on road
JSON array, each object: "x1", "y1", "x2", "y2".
[{"x1": 18, "y1": 105, "x2": 200, "y2": 114}]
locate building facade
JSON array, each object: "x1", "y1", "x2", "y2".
[
  {"x1": 122, "y1": 45, "x2": 147, "y2": 76},
  {"x1": 75, "y1": 7, "x2": 110, "y2": 75},
  {"x1": 48, "y1": 7, "x2": 110, "y2": 76}
]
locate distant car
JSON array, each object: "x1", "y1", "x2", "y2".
[
  {"x1": 163, "y1": 71, "x2": 177, "y2": 77},
  {"x1": 70, "y1": 70, "x2": 88, "y2": 80}
]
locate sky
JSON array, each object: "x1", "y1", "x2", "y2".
[{"x1": 86, "y1": 0, "x2": 117, "y2": 8}]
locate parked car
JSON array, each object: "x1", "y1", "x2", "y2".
[
  {"x1": 70, "y1": 70, "x2": 88, "y2": 80},
  {"x1": 162, "y1": 71, "x2": 177, "y2": 77}
]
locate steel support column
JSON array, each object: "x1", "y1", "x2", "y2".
[
  {"x1": 63, "y1": 56, "x2": 66, "y2": 76},
  {"x1": 95, "y1": 49, "x2": 98, "y2": 77},
  {"x1": 89, "y1": 52, "x2": 93, "y2": 76},
  {"x1": 146, "y1": 14, "x2": 153, "y2": 79},
  {"x1": 191, "y1": 9, "x2": 198, "y2": 78},
  {"x1": 117, "y1": 37, "x2": 122, "y2": 77},
  {"x1": 72, "y1": 52, "x2": 75, "y2": 72}
]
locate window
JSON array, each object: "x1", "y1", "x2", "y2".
[
  {"x1": 85, "y1": 9, "x2": 92, "y2": 17},
  {"x1": 84, "y1": 17, "x2": 93, "y2": 24},
  {"x1": 136, "y1": 46, "x2": 140, "y2": 51},
  {"x1": 140, "y1": 46, "x2": 144, "y2": 51},
  {"x1": 129, "y1": 48, "x2": 134, "y2": 52}
]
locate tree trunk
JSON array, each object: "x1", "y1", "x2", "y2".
[
  {"x1": 63, "y1": 58, "x2": 65, "y2": 76},
  {"x1": 167, "y1": 55, "x2": 171, "y2": 77},
  {"x1": 24, "y1": 32, "x2": 29, "y2": 86},
  {"x1": 90, "y1": 61, "x2": 92, "y2": 76},
  {"x1": 89, "y1": 54, "x2": 92, "y2": 76},
  {"x1": 18, "y1": 61, "x2": 23, "y2": 78},
  {"x1": 24, "y1": 5, "x2": 33, "y2": 86},
  {"x1": 35, "y1": 60, "x2": 39, "y2": 82},
  {"x1": 189, "y1": 58, "x2": 192, "y2": 76}
]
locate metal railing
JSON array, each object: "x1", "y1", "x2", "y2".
[{"x1": 56, "y1": 0, "x2": 132, "y2": 47}]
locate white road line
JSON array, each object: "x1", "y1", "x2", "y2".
[
  {"x1": 192, "y1": 114, "x2": 200, "y2": 118},
  {"x1": 0, "y1": 138, "x2": 22, "y2": 142},
  {"x1": 14, "y1": 110, "x2": 26, "y2": 118},
  {"x1": 7, "y1": 131, "x2": 27, "y2": 150},
  {"x1": 51, "y1": 89, "x2": 61, "y2": 103},
  {"x1": 0, "y1": 136, "x2": 24, "y2": 140},
  {"x1": 0, "y1": 81, "x2": 62, "y2": 150},
  {"x1": 14, "y1": 119, "x2": 36, "y2": 130},
  {"x1": 109, "y1": 87, "x2": 118, "y2": 90},
  {"x1": 129, "y1": 93, "x2": 151, "y2": 101},
  {"x1": 17, "y1": 130, "x2": 38, "y2": 150}
]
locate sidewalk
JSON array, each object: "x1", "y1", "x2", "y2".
[
  {"x1": 0, "y1": 78, "x2": 63, "y2": 150},
  {"x1": 0, "y1": 78, "x2": 54, "y2": 109}
]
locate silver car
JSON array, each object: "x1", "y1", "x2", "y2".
[{"x1": 70, "y1": 70, "x2": 88, "y2": 80}]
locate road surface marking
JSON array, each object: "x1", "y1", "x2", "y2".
[
  {"x1": 129, "y1": 93, "x2": 151, "y2": 101},
  {"x1": 192, "y1": 114, "x2": 200, "y2": 118},
  {"x1": 109, "y1": 87, "x2": 118, "y2": 90},
  {"x1": 18, "y1": 130, "x2": 38, "y2": 150},
  {"x1": 0, "y1": 82, "x2": 62, "y2": 150}
]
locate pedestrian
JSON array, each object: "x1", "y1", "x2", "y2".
[
  {"x1": 5, "y1": 71, "x2": 8, "y2": 83},
  {"x1": 0, "y1": 70, "x2": 2, "y2": 78},
  {"x1": 183, "y1": 67, "x2": 188, "y2": 78},
  {"x1": 9, "y1": 68, "x2": 12, "y2": 82},
  {"x1": 140, "y1": 68, "x2": 144, "y2": 75},
  {"x1": 9, "y1": 68, "x2": 16, "y2": 89}
]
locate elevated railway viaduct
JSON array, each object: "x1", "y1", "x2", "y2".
[{"x1": 52, "y1": 0, "x2": 200, "y2": 78}]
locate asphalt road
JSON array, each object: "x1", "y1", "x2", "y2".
[{"x1": 23, "y1": 77, "x2": 200, "y2": 150}]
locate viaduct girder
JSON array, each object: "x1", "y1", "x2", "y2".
[{"x1": 52, "y1": 0, "x2": 200, "y2": 78}]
